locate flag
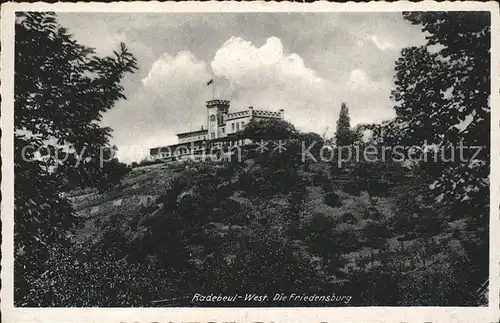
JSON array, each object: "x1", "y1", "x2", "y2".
[{"x1": 207, "y1": 79, "x2": 213, "y2": 86}]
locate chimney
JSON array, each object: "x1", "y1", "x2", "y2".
[
  {"x1": 249, "y1": 106, "x2": 254, "y2": 117},
  {"x1": 279, "y1": 109, "x2": 284, "y2": 118}
]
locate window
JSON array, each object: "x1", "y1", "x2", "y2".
[
  {"x1": 211, "y1": 132, "x2": 215, "y2": 139},
  {"x1": 241, "y1": 121, "x2": 245, "y2": 128},
  {"x1": 232, "y1": 123, "x2": 235, "y2": 131},
  {"x1": 222, "y1": 128, "x2": 225, "y2": 134},
  {"x1": 236, "y1": 123, "x2": 240, "y2": 131}
]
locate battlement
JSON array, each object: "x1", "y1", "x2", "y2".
[
  {"x1": 225, "y1": 110, "x2": 251, "y2": 120},
  {"x1": 253, "y1": 110, "x2": 282, "y2": 118},
  {"x1": 206, "y1": 99, "x2": 230, "y2": 107}
]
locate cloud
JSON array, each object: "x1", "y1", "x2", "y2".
[
  {"x1": 369, "y1": 35, "x2": 395, "y2": 51},
  {"x1": 212, "y1": 36, "x2": 322, "y2": 88},
  {"x1": 114, "y1": 133, "x2": 178, "y2": 163},
  {"x1": 142, "y1": 51, "x2": 209, "y2": 95},
  {"x1": 211, "y1": 36, "x2": 395, "y2": 136},
  {"x1": 347, "y1": 69, "x2": 378, "y2": 92},
  {"x1": 210, "y1": 36, "x2": 329, "y2": 130},
  {"x1": 102, "y1": 50, "x2": 212, "y2": 162}
]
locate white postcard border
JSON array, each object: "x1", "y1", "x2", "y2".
[{"x1": 1, "y1": 1, "x2": 499, "y2": 322}]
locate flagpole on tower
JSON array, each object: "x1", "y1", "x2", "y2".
[{"x1": 207, "y1": 79, "x2": 214, "y2": 99}]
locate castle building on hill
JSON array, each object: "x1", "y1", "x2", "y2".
[{"x1": 149, "y1": 99, "x2": 284, "y2": 161}]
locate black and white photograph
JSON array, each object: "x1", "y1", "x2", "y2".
[{"x1": 1, "y1": 1, "x2": 499, "y2": 322}]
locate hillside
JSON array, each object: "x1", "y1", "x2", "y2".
[{"x1": 60, "y1": 156, "x2": 485, "y2": 307}]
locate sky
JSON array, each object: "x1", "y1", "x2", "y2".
[{"x1": 56, "y1": 12, "x2": 427, "y2": 163}]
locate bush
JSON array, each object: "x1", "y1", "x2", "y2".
[
  {"x1": 324, "y1": 192, "x2": 342, "y2": 208},
  {"x1": 332, "y1": 226, "x2": 363, "y2": 253},
  {"x1": 363, "y1": 220, "x2": 391, "y2": 248},
  {"x1": 304, "y1": 213, "x2": 338, "y2": 256},
  {"x1": 192, "y1": 239, "x2": 326, "y2": 304},
  {"x1": 361, "y1": 206, "x2": 383, "y2": 220},
  {"x1": 322, "y1": 179, "x2": 335, "y2": 192},
  {"x1": 342, "y1": 181, "x2": 361, "y2": 196},
  {"x1": 340, "y1": 212, "x2": 357, "y2": 224},
  {"x1": 367, "y1": 181, "x2": 392, "y2": 198},
  {"x1": 137, "y1": 158, "x2": 164, "y2": 167}
]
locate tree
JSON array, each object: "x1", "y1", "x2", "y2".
[
  {"x1": 14, "y1": 12, "x2": 137, "y2": 305},
  {"x1": 334, "y1": 102, "x2": 355, "y2": 146},
  {"x1": 389, "y1": 11, "x2": 490, "y2": 209},
  {"x1": 239, "y1": 119, "x2": 299, "y2": 141},
  {"x1": 385, "y1": 11, "x2": 490, "y2": 300}
]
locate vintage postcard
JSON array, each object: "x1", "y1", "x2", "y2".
[{"x1": 1, "y1": 1, "x2": 499, "y2": 322}]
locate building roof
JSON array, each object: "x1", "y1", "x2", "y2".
[
  {"x1": 176, "y1": 129, "x2": 208, "y2": 138},
  {"x1": 224, "y1": 108, "x2": 282, "y2": 121},
  {"x1": 225, "y1": 110, "x2": 251, "y2": 121},
  {"x1": 149, "y1": 140, "x2": 204, "y2": 154}
]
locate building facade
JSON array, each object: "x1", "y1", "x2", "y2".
[{"x1": 150, "y1": 99, "x2": 284, "y2": 161}]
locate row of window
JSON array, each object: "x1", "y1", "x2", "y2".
[
  {"x1": 231, "y1": 120, "x2": 245, "y2": 132},
  {"x1": 209, "y1": 120, "x2": 246, "y2": 139},
  {"x1": 179, "y1": 135, "x2": 206, "y2": 143}
]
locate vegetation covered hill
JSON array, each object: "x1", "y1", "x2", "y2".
[{"x1": 23, "y1": 147, "x2": 485, "y2": 307}]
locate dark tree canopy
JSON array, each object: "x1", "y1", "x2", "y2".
[
  {"x1": 386, "y1": 11, "x2": 490, "y2": 208},
  {"x1": 239, "y1": 118, "x2": 299, "y2": 141},
  {"x1": 373, "y1": 11, "x2": 490, "y2": 300},
  {"x1": 14, "y1": 12, "x2": 137, "y2": 304}
]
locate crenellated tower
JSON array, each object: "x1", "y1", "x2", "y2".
[{"x1": 206, "y1": 99, "x2": 230, "y2": 140}]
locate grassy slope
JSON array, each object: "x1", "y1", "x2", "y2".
[
  {"x1": 69, "y1": 159, "x2": 469, "y2": 257},
  {"x1": 67, "y1": 158, "x2": 479, "y2": 305}
]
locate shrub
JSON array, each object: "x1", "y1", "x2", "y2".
[
  {"x1": 342, "y1": 181, "x2": 361, "y2": 196},
  {"x1": 340, "y1": 212, "x2": 357, "y2": 224},
  {"x1": 363, "y1": 220, "x2": 391, "y2": 248},
  {"x1": 367, "y1": 181, "x2": 391, "y2": 198},
  {"x1": 361, "y1": 206, "x2": 383, "y2": 220},
  {"x1": 312, "y1": 172, "x2": 326, "y2": 186},
  {"x1": 324, "y1": 192, "x2": 342, "y2": 208},
  {"x1": 332, "y1": 226, "x2": 363, "y2": 253},
  {"x1": 322, "y1": 180, "x2": 335, "y2": 192}
]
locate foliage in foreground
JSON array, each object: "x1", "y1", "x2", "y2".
[{"x1": 14, "y1": 12, "x2": 137, "y2": 302}]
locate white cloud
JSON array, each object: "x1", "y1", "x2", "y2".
[
  {"x1": 115, "y1": 134, "x2": 178, "y2": 163},
  {"x1": 347, "y1": 69, "x2": 378, "y2": 92},
  {"x1": 211, "y1": 36, "x2": 394, "y2": 137},
  {"x1": 369, "y1": 35, "x2": 395, "y2": 51},
  {"x1": 210, "y1": 36, "x2": 330, "y2": 131},
  {"x1": 102, "y1": 50, "x2": 212, "y2": 162},
  {"x1": 142, "y1": 51, "x2": 209, "y2": 93},
  {"x1": 212, "y1": 36, "x2": 322, "y2": 88}
]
